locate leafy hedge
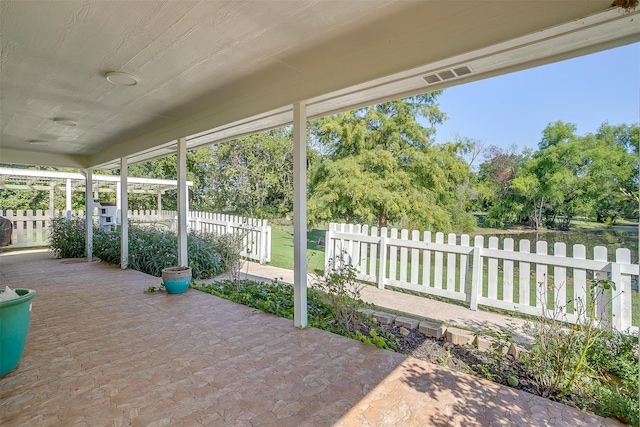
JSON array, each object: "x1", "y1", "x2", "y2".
[
  {"x1": 49, "y1": 217, "x2": 224, "y2": 279},
  {"x1": 93, "y1": 226, "x2": 224, "y2": 279}
]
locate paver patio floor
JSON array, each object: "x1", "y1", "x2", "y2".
[{"x1": 0, "y1": 251, "x2": 623, "y2": 426}]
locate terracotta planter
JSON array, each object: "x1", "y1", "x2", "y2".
[{"x1": 161, "y1": 266, "x2": 192, "y2": 294}]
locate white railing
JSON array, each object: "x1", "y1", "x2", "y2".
[
  {"x1": 1, "y1": 209, "x2": 85, "y2": 247},
  {"x1": 2, "y1": 209, "x2": 271, "y2": 264},
  {"x1": 325, "y1": 222, "x2": 639, "y2": 333}
]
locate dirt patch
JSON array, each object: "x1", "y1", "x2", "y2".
[{"x1": 379, "y1": 324, "x2": 541, "y2": 395}]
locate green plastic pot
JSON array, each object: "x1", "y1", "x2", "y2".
[{"x1": 0, "y1": 288, "x2": 36, "y2": 377}]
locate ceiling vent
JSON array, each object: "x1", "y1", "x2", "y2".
[{"x1": 423, "y1": 65, "x2": 472, "y2": 85}]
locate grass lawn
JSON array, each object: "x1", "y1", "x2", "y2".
[{"x1": 269, "y1": 225, "x2": 327, "y2": 274}]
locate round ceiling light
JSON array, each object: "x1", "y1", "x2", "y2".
[
  {"x1": 29, "y1": 140, "x2": 49, "y2": 146},
  {"x1": 54, "y1": 118, "x2": 78, "y2": 126},
  {"x1": 105, "y1": 71, "x2": 138, "y2": 86}
]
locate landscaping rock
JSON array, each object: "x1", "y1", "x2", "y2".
[
  {"x1": 373, "y1": 311, "x2": 396, "y2": 325},
  {"x1": 399, "y1": 327, "x2": 410, "y2": 336},
  {"x1": 507, "y1": 343, "x2": 527, "y2": 360},
  {"x1": 394, "y1": 316, "x2": 420, "y2": 329},
  {"x1": 445, "y1": 327, "x2": 475, "y2": 346},
  {"x1": 418, "y1": 321, "x2": 445, "y2": 339},
  {"x1": 473, "y1": 335, "x2": 493, "y2": 352}
]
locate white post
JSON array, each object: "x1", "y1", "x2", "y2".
[
  {"x1": 177, "y1": 137, "x2": 188, "y2": 267},
  {"x1": 116, "y1": 181, "x2": 121, "y2": 218},
  {"x1": 65, "y1": 178, "x2": 72, "y2": 219},
  {"x1": 49, "y1": 189, "x2": 55, "y2": 218},
  {"x1": 85, "y1": 168, "x2": 93, "y2": 258},
  {"x1": 157, "y1": 192, "x2": 162, "y2": 213},
  {"x1": 120, "y1": 157, "x2": 128, "y2": 269},
  {"x1": 293, "y1": 102, "x2": 308, "y2": 328}
]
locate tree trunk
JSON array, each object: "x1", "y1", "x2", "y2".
[{"x1": 378, "y1": 207, "x2": 388, "y2": 228}]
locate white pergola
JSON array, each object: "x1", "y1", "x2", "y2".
[
  {"x1": 1, "y1": 1, "x2": 638, "y2": 327},
  {"x1": 0, "y1": 167, "x2": 193, "y2": 215}
]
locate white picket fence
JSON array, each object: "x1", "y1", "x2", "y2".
[
  {"x1": 325, "y1": 222, "x2": 639, "y2": 333},
  {"x1": 2, "y1": 209, "x2": 271, "y2": 264},
  {"x1": 156, "y1": 211, "x2": 271, "y2": 264},
  {"x1": 1, "y1": 209, "x2": 86, "y2": 247}
]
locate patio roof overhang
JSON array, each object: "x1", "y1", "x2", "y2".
[
  {"x1": 2, "y1": 1, "x2": 639, "y2": 329},
  {"x1": 0, "y1": 1, "x2": 638, "y2": 170},
  {"x1": 0, "y1": 167, "x2": 193, "y2": 195}
]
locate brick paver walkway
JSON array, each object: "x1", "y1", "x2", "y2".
[{"x1": 0, "y1": 251, "x2": 623, "y2": 426}]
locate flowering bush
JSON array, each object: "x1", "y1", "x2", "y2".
[
  {"x1": 49, "y1": 217, "x2": 228, "y2": 280},
  {"x1": 93, "y1": 225, "x2": 224, "y2": 279},
  {"x1": 49, "y1": 215, "x2": 86, "y2": 258}
]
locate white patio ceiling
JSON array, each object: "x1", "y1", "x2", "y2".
[{"x1": 1, "y1": 1, "x2": 639, "y2": 170}]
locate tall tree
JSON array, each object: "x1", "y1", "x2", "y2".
[
  {"x1": 481, "y1": 121, "x2": 639, "y2": 229},
  {"x1": 208, "y1": 128, "x2": 294, "y2": 216},
  {"x1": 308, "y1": 94, "x2": 476, "y2": 232}
]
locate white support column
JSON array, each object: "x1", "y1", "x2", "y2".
[
  {"x1": 157, "y1": 192, "x2": 162, "y2": 214},
  {"x1": 120, "y1": 158, "x2": 128, "y2": 269},
  {"x1": 65, "y1": 178, "x2": 72, "y2": 219},
  {"x1": 177, "y1": 137, "x2": 188, "y2": 267},
  {"x1": 85, "y1": 168, "x2": 93, "y2": 258},
  {"x1": 49, "y1": 189, "x2": 55, "y2": 218},
  {"x1": 293, "y1": 102, "x2": 308, "y2": 328},
  {"x1": 116, "y1": 182, "x2": 121, "y2": 212}
]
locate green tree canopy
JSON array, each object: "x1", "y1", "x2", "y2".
[{"x1": 308, "y1": 94, "x2": 476, "y2": 232}]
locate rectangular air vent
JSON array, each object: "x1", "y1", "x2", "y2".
[
  {"x1": 423, "y1": 74, "x2": 441, "y2": 84},
  {"x1": 437, "y1": 70, "x2": 455, "y2": 80},
  {"x1": 423, "y1": 65, "x2": 472, "y2": 85},
  {"x1": 453, "y1": 66, "x2": 471, "y2": 77}
]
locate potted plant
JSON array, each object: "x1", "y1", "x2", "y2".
[{"x1": 160, "y1": 266, "x2": 192, "y2": 294}]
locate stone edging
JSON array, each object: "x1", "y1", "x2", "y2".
[{"x1": 359, "y1": 308, "x2": 525, "y2": 358}]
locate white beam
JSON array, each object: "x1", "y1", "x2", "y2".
[
  {"x1": 120, "y1": 157, "x2": 128, "y2": 269},
  {"x1": 85, "y1": 168, "x2": 93, "y2": 258},
  {"x1": 293, "y1": 102, "x2": 308, "y2": 328},
  {"x1": 177, "y1": 137, "x2": 188, "y2": 267},
  {"x1": 65, "y1": 178, "x2": 72, "y2": 219}
]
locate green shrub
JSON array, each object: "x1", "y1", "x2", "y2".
[
  {"x1": 93, "y1": 225, "x2": 224, "y2": 280},
  {"x1": 188, "y1": 231, "x2": 224, "y2": 279},
  {"x1": 48, "y1": 215, "x2": 86, "y2": 258},
  {"x1": 93, "y1": 227, "x2": 121, "y2": 265}
]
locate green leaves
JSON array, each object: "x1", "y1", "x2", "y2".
[
  {"x1": 308, "y1": 94, "x2": 475, "y2": 232},
  {"x1": 482, "y1": 121, "x2": 639, "y2": 229}
]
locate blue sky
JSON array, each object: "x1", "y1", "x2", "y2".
[{"x1": 433, "y1": 43, "x2": 640, "y2": 151}]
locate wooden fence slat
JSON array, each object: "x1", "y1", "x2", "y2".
[
  {"x1": 434, "y1": 232, "x2": 444, "y2": 289},
  {"x1": 593, "y1": 246, "x2": 608, "y2": 324},
  {"x1": 535, "y1": 241, "x2": 548, "y2": 309},
  {"x1": 503, "y1": 238, "x2": 514, "y2": 303},
  {"x1": 422, "y1": 231, "x2": 431, "y2": 287},
  {"x1": 389, "y1": 228, "x2": 398, "y2": 281},
  {"x1": 399, "y1": 229, "x2": 409, "y2": 283},
  {"x1": 613, "y1": 248, "x2": 632, "y2": 330},
  {"x1": 410, "y1": 230, "x2": 420, "y2": 285},
  {"x1": 488, "y1": 237, "x2": 499, "y2": 299},
  {"x1": 460, "y1": 234, "x2": 470, "y2": 295},
  {"x1": 554, "y1": 243, "x2": 567, "y2": 314},
  {"x1": 370, "y1": 226, "x2": 378, "y2": 278},
  {"x1": 518, "y1": 239, "x2": 531, "y2": 306},
  {"x1": 573, "y1": 244, "x2": 587, "y2": 316},
  {"x1": 447, "y1": 233, "x2": 456, "y2": 291}
]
